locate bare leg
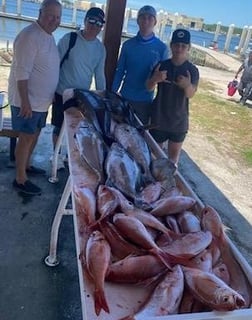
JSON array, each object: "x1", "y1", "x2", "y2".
[
  {"x1": 52, "y1": 125, "x2": 62, "y2": 153},
  {"x1": 26, "y1": 130, "x2": 41, "y2": 169},
  {"x1": 167, "y1": 141, "x2": 183, "y2": 165},
  {"x1": 242, "y1": 82, "x2": 252, "y2": 103},
  {"x1": 237, "y1": 81, "x2": 244, "y2": 96},
  {"x1": 52, "y1": 132, "x2": 58, "y2": 151},
  {"x1": 15, "y1": 130, "x2": 40, "y2": 184}
]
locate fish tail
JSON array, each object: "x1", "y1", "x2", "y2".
[
  {"x1": 94, "y1": 288, "x2": 110, "y2": 316},
  {"x1": 151, "y1": 249, "x2": 173, "y2": 270},
  {"x1": 159, "y1": 252, "x2": 173, "y2": 270}
]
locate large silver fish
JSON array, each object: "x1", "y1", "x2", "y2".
[
  {"x1": 73, "y1": 89, "x2": 106, "y2": 135},
  {"x1": 75, "y1": 119, "x2": 108, "y2": 183},
  {"x1": 112, "y1": 123, "x2": 152, "y2": 181},
  {"x1": 105, "y1": 142, "x2": 143, "y2": 200}
]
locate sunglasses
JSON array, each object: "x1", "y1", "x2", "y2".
[{"x1": 87, "y1": 18, "x2": 104, "y2": 27}]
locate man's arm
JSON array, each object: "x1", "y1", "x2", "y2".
[
  {"x1": 235, "y1": 63, "x2": 244, "y2": 78},
  {"x1": 94, "y1": 46, "x2": 106, "y2": 90},
  {"x1": 17, "y1": 80, "x2": 32, "y2": 118},
  {"x1": 14, "y1": 31, "x2": 37, "y2": 118}
]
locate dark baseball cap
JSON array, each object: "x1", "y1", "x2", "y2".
[
  {"x1": 137, "y1": 5, "x2": 156, "y2": 18},
  {"x1": 85, "y1": 7, "x2": 105, "y2": 23},
  {"x1": 171, "y1": 29, "x2": 191, "y2": 44}
]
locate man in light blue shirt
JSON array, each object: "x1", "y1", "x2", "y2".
[
  {"x1": 51, "y1": 7, "x2": 106, "y2": 162},
  {"x1": 112, "y1": 5, "x2": 168, "y2": 125}
]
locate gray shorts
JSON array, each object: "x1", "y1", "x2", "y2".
[
  {"x1": 150, "y1": 129, "x2": 187, "y2": 143},
  {"x1": 11, "y1": 106, "x2": 48, "y2": 134}
]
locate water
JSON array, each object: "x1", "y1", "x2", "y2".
[
  {"x1": 0, "y1": 0, "x2": 240, "y2": 52},
  {"x1": 127, "y1": 18, "x2": 240, "y2": 52},
  {"x1": 0, "y1": 0, "x2": 86, "y2": 44}
]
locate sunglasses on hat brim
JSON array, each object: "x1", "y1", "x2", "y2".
[{"x1": 87, "y1": 17, "x2": 104, "y2": 27}]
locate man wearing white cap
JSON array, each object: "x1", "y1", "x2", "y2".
[{"x1": 112, "y1": 5, "x2": 168, "y2": 125}]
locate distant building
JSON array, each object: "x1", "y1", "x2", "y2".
[
  {"x1": 178, "y1": 14, "x2": 204, "y2": 30},
  {"x1": 73, "y1": 1, "x2": 104, "y2": 10},
  {"x1": 130, "y1": 8, "x2": 204, "y2": 30},
  {"x1": 71, "y1": 1, "x2": 205, "y2": 31}
]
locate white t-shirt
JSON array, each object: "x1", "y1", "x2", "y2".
[{"x1": 8, "y1": 22, "x2": 60, "y2": 112}]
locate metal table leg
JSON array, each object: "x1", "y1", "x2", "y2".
[
  {"x1": 48, "y1": 120, "x2": 66, "y2": 183},
  {"x1": 45, "y1": 177, "x2": 73, "y2": 267}
]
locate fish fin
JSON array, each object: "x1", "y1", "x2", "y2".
[
  {"x1": 142, "y1": 172, "x2": 155, "y2": 185},
  {"x1": 134, "y1": 196, "x2": 146, "y2": 210},
  {"x1": 79, "y1": 250, "x2": 85, "y2": 265},
  {"x1": 151, "y1": 249, "x2": 173, "y2": 270},
  {"x1": 138, "y1": 271, "x2": 166, "y2": 288},
  {"x1": 87, "y1": 220, "x2": 99, "y2": 232},
  {"x1": 94, "y1": 288, "x2": 110, "y2": 315},
  {"x1": 105, "y1": 178, "x2": 114, "y2": 188}
]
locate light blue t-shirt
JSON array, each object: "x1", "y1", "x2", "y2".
[
  {"x1": 56, "y1": 30, "x2": 106, "y2": 95},
  {"x1": 112, "y1": 32, "x2": 168, "y2": 102}
]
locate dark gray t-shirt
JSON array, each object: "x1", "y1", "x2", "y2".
[{"x1": 151, "y1": 59, "x2": 199, "y2": 133}]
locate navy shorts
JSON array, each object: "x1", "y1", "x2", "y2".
[
  {"x1": 11, "y1": 106, "x2": 47, "y2": 134},
  {"x1": 150, "y1": 129, "x2": 187, "y2": 143}
]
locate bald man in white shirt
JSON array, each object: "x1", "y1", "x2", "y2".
[{"x1": 8, "y1": 0, "x2": 62, "y2": 195}]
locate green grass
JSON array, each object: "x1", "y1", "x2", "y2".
[
  {"x1": 244, "y1": 150, "x2": 252, "y2": 165},
  {"x1": 190, "y1": 80, "x2": 252, "y2": 166}
]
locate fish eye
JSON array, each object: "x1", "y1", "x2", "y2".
[{"x1": 222, "y1": 296, "x2": 230, "y2": 303}]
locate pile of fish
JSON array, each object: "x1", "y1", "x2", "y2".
[{"x1": 71, "y1": 90, "x2": 252, "y2": 319}]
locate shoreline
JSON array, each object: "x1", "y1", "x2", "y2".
[
  {"x1": 0, "y1": 12, "x2": 79, "y2": 31},
  {"x1": 0, "y1": 40, "x2": 13, "y2": 50}
]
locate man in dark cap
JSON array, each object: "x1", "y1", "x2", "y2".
[
  {"x1": 51, "y1": 7, "x2": 106, "y2": 168},
  {"x1": 147, "y1": 28, "x2": 199, "y2": 165},
  {"x1": 85, "y1": 7, "x2": 105, "y2": 24},
  {"x1": 112, "y1": 5, "x2": 168, "y2": 125}
]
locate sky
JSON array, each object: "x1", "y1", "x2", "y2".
[{"x1": 125, "y1": 0, "x2": 252, "y2": 28}]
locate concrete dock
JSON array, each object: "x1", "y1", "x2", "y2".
[{"x1": 191, "y1": 44, "x2": 242, "y2": 72}]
